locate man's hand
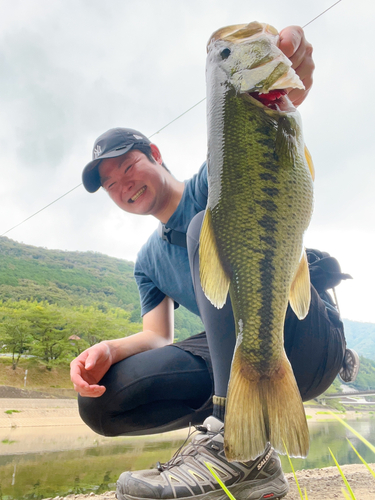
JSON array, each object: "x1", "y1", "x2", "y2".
[
  {"x1": 70, "y1": 342, "x2": 113, "y2": 398},
  {"x1": 279, "y1": 26, "x2": 315, "y2": 107}
]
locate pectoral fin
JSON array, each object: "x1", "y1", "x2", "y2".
[
  {"x1": 199, "y1": 209, "x2": 230, "y2": 309},
  {"x1": 304, "y1": 145, "x2": 315, "y2": 181},
  {"x1": 289, "y1": 249, "x2": 311, "y2": 319}
]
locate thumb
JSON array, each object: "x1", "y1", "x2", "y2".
[
  {"x1": 279, "y1": 26, "x2": 303, "y2": 60},
  {"x1": 84, "y1": 349, "x2": 100, "y2": 370}
]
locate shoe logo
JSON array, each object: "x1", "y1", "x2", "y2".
[
  {"x1": 94, "y1": 145, "x2": 102, "y2": 158},
  {"x1": 257, "y1": 449, "x2": 272, "y2": 470}
]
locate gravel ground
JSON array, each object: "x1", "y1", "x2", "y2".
[
  {"x1": 40, "y1": 464, "x2": 375, "y2": 500},
  {"x1": 0, "y1": 385, "x2": 59, "y2": 399}
]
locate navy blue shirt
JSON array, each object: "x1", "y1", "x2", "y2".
[{"x1": 134, "y1": 163, "x2": 208, "y2": 317}]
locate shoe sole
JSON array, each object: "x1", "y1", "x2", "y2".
[{"x1": 116, "y1": 470, "x2": 289, "y2": 500}]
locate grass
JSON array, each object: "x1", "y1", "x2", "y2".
[
  {"x1": 205, "y1": 462, "x2": 236, "y2": 500},
  {"x1": 4, "y1": 409, "x2": 21, "y2": 414},
  {"x1": 316, "y1": 410, "x2": 344, "y2": 415},
  {"x1": 283, "y1": 441, "x2": 309, "y2": 500},
  {"x1": 0, "y1": 356, "x2": 76, "y2": 397},
  {"x1": 329, "y1": 448, "x2": 356, "y2": 499}
]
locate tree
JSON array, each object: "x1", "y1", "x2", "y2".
[
  {"x1": 27, "y1": 303, "x2": 72, "y2": 369},
  {"x1": 0, "y1": 312, "x2": 32, "y2": 369}
]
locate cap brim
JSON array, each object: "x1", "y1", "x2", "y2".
[{"x1": 82, "y1": 144, "x2": 134, "y2": 193}]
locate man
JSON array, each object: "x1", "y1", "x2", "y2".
[{"x1": 71, "y1": 26, "x2": 353, "y2": 500}]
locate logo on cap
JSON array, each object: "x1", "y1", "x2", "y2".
[
  {"x1": 94, "y1": 145, "x2": 102, "y2": 158},
  {"x1": 133, "y1": 135, "x2": 144, "y2": 140}
]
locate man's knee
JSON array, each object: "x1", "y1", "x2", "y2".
[
  {"x1": 285, "y1": 286, "x2": 346, "y2": 401},
  {"x1": 78, "y1": 394, "x2": 110, "y2": 435}
]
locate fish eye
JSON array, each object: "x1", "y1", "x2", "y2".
[{"x1": 220, "y1": 48, "x2": 231, "y2": 60}]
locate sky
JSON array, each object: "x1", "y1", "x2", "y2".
[{"x1": 0, "y1": 0, "x2": 374, "y2": 323}]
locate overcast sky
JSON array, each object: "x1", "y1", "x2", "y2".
[{"x1": 1, "y1": 0, "x2": 374, "y2": 324}]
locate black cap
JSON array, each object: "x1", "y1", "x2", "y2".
[{"x1": 82, "y1": 128, "x2": 151, "y2": 193}]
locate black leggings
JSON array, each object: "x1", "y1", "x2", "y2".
[
  {"x1": 78, "y1": 343, "x2": 213, "y2": 436},
  {"x1": 78, "y1": 211, "x2": 346, "y2": 437}
]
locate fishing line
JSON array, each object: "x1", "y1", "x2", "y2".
[
  {"x1": 302, "y1": 0, "x2": 342, "y2": 29},
  {"x1": 1, "y1": 184, "x2": 82, "y2": 237},
  {"x1": 148, "y1": 97, "x2": 206, "y2": 139},
  {"x1": 1, "y1": 0, "x2": 343, "y2": 238}
]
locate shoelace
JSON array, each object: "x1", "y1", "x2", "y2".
[{"x1": 156, "y1": 423, "x2": 211, "y2": 472}]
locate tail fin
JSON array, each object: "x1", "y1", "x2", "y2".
[{"x1": 224, "y1": 351, "x2": 309, "y2": 462}]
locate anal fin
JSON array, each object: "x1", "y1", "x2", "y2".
[{"x1": 199, "y1": 209, "x2": 230, "y2": 309}]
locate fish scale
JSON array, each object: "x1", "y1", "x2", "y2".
[{"x1": 200, "y1": 21, "x2": 314, "y2": 462}]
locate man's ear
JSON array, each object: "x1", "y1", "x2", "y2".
[{"x1": 150, "y1": 144, "x2": 163, "y2": 165}]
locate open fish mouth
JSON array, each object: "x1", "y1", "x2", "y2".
[{"x1": 248, "y1": 89, "x2": 294, "y2": 112}]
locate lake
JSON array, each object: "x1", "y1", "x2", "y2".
[{"x1": 0, "y1": 415, "x2": 374, "y2": 499}]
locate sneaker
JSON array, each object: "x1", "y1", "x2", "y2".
[
  {"x1": 116, "y1": 416, "x2": 289, "y2": 500},
  {"x1": 338, "y1": 348, "x2": 360, "y2": 383}
]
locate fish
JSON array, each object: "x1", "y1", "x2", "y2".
[{"x1": 199, "y1": 22, "x2": 315, "y2": 462}]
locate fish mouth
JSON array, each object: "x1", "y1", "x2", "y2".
[
  {"x1": 128, "y1": 186, "x2": 146, "y2": 203},
  {"x1": 248, "y1": 89, "x2": 294, "y2": 112}
]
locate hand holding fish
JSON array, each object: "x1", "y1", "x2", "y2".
[{"x1": 279, "y1": 26, "x2": 314, "y2": 106}]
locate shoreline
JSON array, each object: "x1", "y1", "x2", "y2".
[
  {"x1": 0, "y1": 396, "x2": 370, "y2": 429},
  {"x1": 1, "y1": 396, "x2": 374, "y2": 499}
]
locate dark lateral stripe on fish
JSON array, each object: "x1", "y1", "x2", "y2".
[
  {"x1": 260, "y1": 234, "x2": 277, "y2": 247},
  {"x1": 254, "y1": 121, "x2": 273, "y2": 137},
  {"x1": 257, "y1": 199, "x2": 278, "y2": 212},
  {"x1": 259, "y1": 172, "x2": 278, "y2": 183},
  {"x1": 258, "y1": 214, "x2": 278, "y2": 232},
  {"x1": 260, "y1": 160, "x2": 280, "y2": 172},
  {"x1": 258, "y1": 247, "x2": 277, "y2": 370},
  {"x1": 261, "y1": 186, "x2": 279, "y2": 197},
  {"x1": 257, "y1": 137, "x2": 276, "y2": 149}
]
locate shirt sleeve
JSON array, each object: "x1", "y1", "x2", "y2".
[{"x1": 134, "y1": 264, "x2": 166, "y2": 317}]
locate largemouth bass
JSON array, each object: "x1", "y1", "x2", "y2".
[{"x1": 199, "y1": 22, "x2": 315, "y2": 462}]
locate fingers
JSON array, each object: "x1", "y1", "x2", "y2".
[
  {"x1": 279, "y1": 26, "x2": 305, "y2": 60},
  {"x1": 70, "y1": 343, "x2": 111, "y2": 397},
  {"x1": 279, "y1": 26, "x2": 315, "y2": 107},
  {"x1": 70, "y1": 350, "x2": 98, "y2": 390},
  {"x1": 84, "y1": 348, "x2": 100, "y2": 370},
  {"x1": 73, "y1": 382, "x2": 106, "y2": 398},
  {"x1": 70, "y1": 360, "x2": 106, "y2": 397}
]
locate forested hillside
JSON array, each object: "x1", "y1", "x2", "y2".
[
  {"x1": 0, "y1": 236, "x2": 141, "y2": 309},
  {"x1": 0, "y1": 236, "x2": 202, "y2": 369},
  {"x1": 343, "y1": 319, "x2": 375, "y2": 362},
  {"x1": 1, "y1": 235, "x2": 374, "y2": 391}
]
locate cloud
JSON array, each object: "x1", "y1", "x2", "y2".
[{"x1": 1, "y1": 0, "x2": 374, "y2": 322}]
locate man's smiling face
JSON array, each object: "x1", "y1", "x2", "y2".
[{"x1": 99, "y1": 145, "x2": 170, "y2": 217}]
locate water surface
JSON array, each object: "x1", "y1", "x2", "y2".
[{"x1": 0, "y1": 416, "x2": 374, "y2": 500}]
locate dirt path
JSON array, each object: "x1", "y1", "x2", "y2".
[{"x1": 285, "y1": 463, "x2": 375, "y2": 499}]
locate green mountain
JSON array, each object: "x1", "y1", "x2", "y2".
[
  {"x1": 343, "y1": 319, "x2": 375, "y2": 362},
  {"x1": 0, "y1": 236, "x2": 203, "y2": 342},
  {"x1": 1, "y1": 235, "x2": 374, "y2": 390}
]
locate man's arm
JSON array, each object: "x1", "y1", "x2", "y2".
[{"x1": 70, "y1": 296, "x2": 175, "y2": 397}]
